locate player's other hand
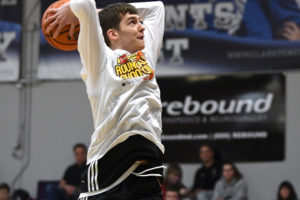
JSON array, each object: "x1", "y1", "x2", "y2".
[
  {"x1": 43, "y1": 2, "x2": 78, "y2": 39},
  {"x1": 280, "y1": 21, "x2": 300, "y2": 41}
]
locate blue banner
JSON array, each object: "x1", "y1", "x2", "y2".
[
  {"x1": 38, "y1": 0, "x2": 300, "y2": 79},
  {"x1": 159, "y1": 0, "x2": 300, "y2": 74},
  {"x1": 0, "y1": 0, "x2": 21, "y2": 81}
]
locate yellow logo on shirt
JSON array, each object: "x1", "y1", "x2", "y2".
[{"x1": 114, "y1": 51, "x2": 154, "y2": 80}]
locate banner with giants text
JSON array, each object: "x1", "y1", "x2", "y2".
[
  {"x1": 158, "y1": 0, "x2": 300, "y2": 75},
  {"x1": 158, "y1": 74, "x2": 285, "y2": 163},
  {"x1": 38, "y1": 0, "x2": 300, "y2": 79},
  {"x1": 0, "y1": 0, "x2": 21, "y2": 81}
]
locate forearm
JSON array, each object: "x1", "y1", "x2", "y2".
[
  {"x1": 131, "y1": 1, "x2": 165, "y2": 65},
  {"x1": 70, "y1": 0, "x2": 106, "y2": 84},
  {"x1": 70, "y1": 0, "x2": 95, "y2": 20},
  {"x1": 130, "y1": 1, "x2": 164, "y2": 20}
]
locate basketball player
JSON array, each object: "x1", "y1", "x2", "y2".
[{"x1": 44, "y1": 0, "x2": 165, "y2": 199}]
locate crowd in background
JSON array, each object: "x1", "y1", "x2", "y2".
[
  {"x1": 163, "y1": 144, "x2": 299, "y2": 200},
  {"x1": 0, "y1": 143, "x2": 87, "y2": 200},
  {"x1": 0, "y1": 143, "x2": 298, "y2": 200}
]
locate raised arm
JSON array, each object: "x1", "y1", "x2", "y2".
[
  {"x1": 131, "y1": 1, "x2": 165, "y2": 68},
  {"x1": 44, "y1": 0, "x2": 108, "y2": 95},
  {"x1": 70, "y1": 0, "x2": 108, "y2": 89}
]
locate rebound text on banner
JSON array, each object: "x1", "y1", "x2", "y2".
[{"x1": 158, "y1": 74, "x2": 285, "y2": 163}]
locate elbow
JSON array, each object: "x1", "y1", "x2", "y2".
[
  {"x1": 154, "y1": 1, "x2": 165, "y2": 12},
  {"x1": 152, "y1": 1, "x2": 165, "y2": 23},
  {"x1": 154, "y1": 1, "x2": 164, "y2": 7},
  {"x1": 146, "y1": 1, "x2": 164, "y2": 12},
  {"x1": 71, "y1": 0, "x2": 96, "y2": 14},
  {"x1": 158, "y1": 2, "x2": 165, "y2": 19},
  {"x1": 81, "y1": 0, "x2": 96, "y2": 11}
]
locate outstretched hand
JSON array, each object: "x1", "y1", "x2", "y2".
[{"x1": 43, "y1": 2, "x2": 79, "y2": 39}]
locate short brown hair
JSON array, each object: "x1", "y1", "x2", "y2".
[
  {"x1": 223, "y1": 161, "x2": 243, "y2": 180},
  {"x1": 0, "y1": 183, "x2": 10, "y2": 192},
  {"x1": 98, "y1": 3, "x2": 138, "y2": 47},
  {"x1": 73, "y1": 143, "x2": 87, "y2": 152}
]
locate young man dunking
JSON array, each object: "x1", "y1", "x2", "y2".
[{"x1": 44, "y1": 0, "x2": 165, "y2": 199}]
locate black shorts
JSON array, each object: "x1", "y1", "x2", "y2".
[
  {"x1": 80, "y1": 135, "x2": 163, "y2": 194},
  {"x1": 83, "y1": 174, "x2": 162, "y2": 200}
]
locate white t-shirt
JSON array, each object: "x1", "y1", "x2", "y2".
[{"x1": 70, "y1": 0, "x2": 165, "y2": 168}]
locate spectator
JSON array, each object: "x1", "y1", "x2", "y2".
[
  {"x1": 212, "y1": 162, "x2": 248, "y2": 200},
  {"x1": 46, "y1": 143, "x2": 87, "y2": 200},
  {"x1": 0, "y1": 183, "x2": 10, "y2": 200},
  {"x1": 164, "y1": 163, "x2": 189, "y2": 198},
  {"x1": 12, "y1": 189, "x2": 31, "y2": 200},
  {"x1": 165, "y1": 187, "x2": 181, "y2": 200},
  {"x1": 192, "y1": 144, "x2": 222, "y2": 200},
  {"x1": 277, "y1": 181, "x2": 298, "y2": 200}
]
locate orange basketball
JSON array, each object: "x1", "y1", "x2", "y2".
[{"x1": 42, "y1": 0, "x2": 80, "y2": 51}]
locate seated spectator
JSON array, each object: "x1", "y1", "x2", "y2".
[
  {"x1": 165, "y1": 187, "x2": 181, "y2": 200},
  {"x1": 277, "y1": 181, "x2": 298, "y2": 200},
  {"x1": 164, "y1": 163, "x2": 189, "y2": 198},
  {"x1": 0, "y1": 183, "x2": 10, "y2": 200},
  {"x1": 192, "y1": 144, "x2": 222, "y2": 200},
  {"x1": 46, "y1": 143, "x2": 87, "y2": 200},
  {"x1": 12, "y1": 189, "x2": 31, "y2": 200},
  {"x1": 212, "y1": 162, "x2": 248, "y2": 200}
]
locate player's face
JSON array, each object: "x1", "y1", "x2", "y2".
[{"x1": 117, "y1": 13, "x2": 145, "y2": 53}]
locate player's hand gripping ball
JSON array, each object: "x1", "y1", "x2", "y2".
[{"x1": 42, "y1": 0, "x2": 80, "y2": 51}]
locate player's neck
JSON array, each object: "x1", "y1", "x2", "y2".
[{"x1": 110, "y1": 43, "x2": 137, "y2": 54}]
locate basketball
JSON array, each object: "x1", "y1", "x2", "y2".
[{"x1": 42, "y1": 0, "x2": 80, "y2": 51}]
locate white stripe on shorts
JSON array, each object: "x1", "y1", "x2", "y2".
[
  {"x1": 91, "y1": 161, "x2": 95, "y2": 191},
  {"x1": 94, "y1": 160, "x2": 99, "y2": 191},
  {"x1": 87, "y1": 164, "x2": 91, "y2": 192}
]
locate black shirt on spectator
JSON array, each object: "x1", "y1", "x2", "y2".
[
  {"x1": 63, "y1": 164, "x2": 86, "y2": 187},
  {"x1": 192, "y1": 161, "x2": 222, "y2": 191}
]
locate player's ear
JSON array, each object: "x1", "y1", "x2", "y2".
[{"x1": 107, "y1": 29, "x2": 119, "y2": 42}]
